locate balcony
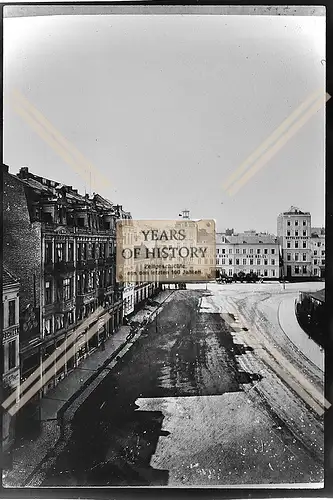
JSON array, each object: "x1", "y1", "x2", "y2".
[
  {"x1": 105, "y1": 285, "x2": 113, "y2": 295},
  {"x1": 87, "y1": 258, "x2": 96, "y2": 270},
  {"x1": 54, "y1": 297, "x2": 75, "y2": 313},
  {"x1": 76, "y1": 290, "x2": 97, "y2": 306},
  {"x1": 97, "y1": 257, "x2": 105, "y2": 267}
]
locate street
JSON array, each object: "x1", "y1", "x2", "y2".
[{"x1": 42, "y1": 283, "x2": 324, "y2": 487}]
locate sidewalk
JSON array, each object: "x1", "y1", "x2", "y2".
[
  {"x1": 278, "y1": 295, "x2": 324, "y2": 373},
  {"x1": 3, "y1": 289, "x2": 173, "y2": 487}
]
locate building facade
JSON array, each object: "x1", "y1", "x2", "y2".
[
  {"x1": 216, "y1": 230, "x2": 280, "y2": 279},
  {"x1": 3, "y1": 165, "x2": 125, "y2": 402},
  {"x1": 277, "y1": 207, "x2": 312, "y2": 279},
  {"x1": 2, "y1": 270, "x2": 20, "y2": 454},
  {"x1": 310, "y1": 227, "x2": 325, "y2": 278}
]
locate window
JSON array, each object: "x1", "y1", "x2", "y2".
[
  {"x1": 264, "y1": 270, "x2": 268, "y2": 277},
  {"x1": 303, "y1": 230, "x2": 307, "y2": 237},
  {"x1": 68, "y1": 242, "x2": 74, "y2": 261},
  {"x1": 217, "y1": 249, "x2": 220, "y2": 255},
  {"x1": 314, "y1": 268, "x2": 318, "y2": 275},
  {"x1": 295, "y1": 220, "x2": 299, "y2": 226},
  {"x1": 303, "y1": 220, "x2": 307, "y2": 226},
  {"x1": 45, "y1": 281, "x2": 52, "y2": 304},
  {"x1": 45, "y1": 241, "x2": 53, "y2": 263},
  {"x1": 303, "y1": 242, "x2": 306, "y2": 249},
  {"x1": 264, "y1": 259, "x2": 268, "y2": 265},
  {"x1": 8, "y1": 300, "x2": 16, "y2": 327},
  {"x1": 243, "y1": 259, "x2": 246, "y2": 265},
  {"x1": 63, "y1": 278, "x2": 73, "y2": 301},
  {"x1": 295, "y1": 253, "x2": 299, "y2": 261},
  {"x1": 229, "y1": 249, "x2": 232, "y2": 254},
  {"x1": 8, "y1": 340, "x2": 16, "y2": 370},
  {"x1": 271, "y1": 259, "x2": 275, "y2": 266},
  {"x1": 236, "y1": 248, "x2": 240, "y2": 254},
  {"x1": 228, "y1": 269, "x2": 233, "y2": 276},
  {"x1": 250, "y1": 249, "x2": 254, "y2": 254},
  {"x1": 272, "y1": 270, "x2": 275, "y2": 277},
  {"x1": 229, "y1": 259, "x2": 232, "y2": 265},
  {"x1": 287, "y1": 242, "x2": 291, "y2": 248},
  {"x1": 314, "y1": 250, "x2": 318, "y2": 256},
  {"x1": 295, "y1": 231, "x2": 299, "y2": 237},
  {"x1": 55, "y1": 242, "x2": 65, "y2": 262},
  {"x1": 242, "y1": 249, "x2": 246, "y2": 254},
  {"x1": 314, "y1": 259, "x2": 318, "y2": 265},
  {"x1": 44, "y1": 318, "x2": 52, "y2": 336},
  {"x1": 321, "y1": 250, "x2": 325, "y2": 256},
  {"x1": 287, "y1": 221, "x2": 291, "y2": 226},
  {"x1": 287, "y1": 231, "x2": 291, "y2": 236},
  {"x1": 257, "y1": 259, "x2": 260, "y2": 265},
  {"x1": 222, "y1": 249, "x2": 225, "y2": 254},
  {"x1": 295, "y1": 265, "x2": 300, "y2": 274},
  {"x1": 55, "y1": 315, "x2": 64, "y2": 332},
  {"x1": 322, "y1": 259, "x2": 325, "y2": 265},
  {"x1": 257, "y1": 249, "x2": 260, "y2": 254},
  {"x1": 264, "y1": 249, "x2": 268, "y2": 254},
  {"x1": 222, "y1": 259, "x2": 225, "y2": 265},
  {"x1": 317, "y1": 242, "x2": 321, "y2": 247},
  {"x1": 236, "y1": 259, "x2": 240, "y2": 265},
  {"x1": 287, "y1": 253, "x2": 291, "y2": 261},
  {"x1": 295, "y1": 241, "x2": 299, "y2": 249},
  {"x1": 271, "y1": 249, "x2": 275, "y2": 254},
  {"x1": 78, "y1": 217, "x2": 85, "y2": 227},
  {"x1": 302, "y1": 266, "x2": 307, "y2": 274},
  {"x1": 250, "y1": 259, "x2": 254, "y2": 265}
]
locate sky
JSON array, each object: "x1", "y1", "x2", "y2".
[{"x1": 3, "y1": 10, "x2": 326, "y2": 234}]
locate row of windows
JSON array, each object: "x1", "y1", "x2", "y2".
[
  {"x1": 217, "y1": 258, "x2": 277, "y2": 266},
  {"x1": 217, "y1": 248, "x2": 276, "y2": 255},
  {"x1": 45, "y1": 240, "x2": 113, "y2": 264},
  {"x1": 45, "y1": 270, "x2": 112, "y2": 304},
  {"x1": 286, "y1": 220, "x2": 308, "y2": 227},
  {"x1": 313, "y1": 259, "x2": 325, "y2": 266},
  {"x1": 286, "y1": 241, "x2": 307, "y2": 249},
  {"x1": 313, "y1": 250, "x2": 325, "y2": 256},
  {"x1": 286, "y1": 230, "x2": 307, "y2": 237},
  {"x1": 221, "y1": 269, "x2": 276, "y2": 277},
  {"x1": 44, "y1": 301, "x2": 100, "y2": 335},
  {"x1": 286, "y1": 253, "x2": 308, "y2": 262}
]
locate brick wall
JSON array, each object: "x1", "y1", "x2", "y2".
[{"x1": 3, "y1": 169, "x2": 42, "y2": 344}]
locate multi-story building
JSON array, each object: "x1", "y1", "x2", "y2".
[
  {"x1": 310, "y1": 227, "x2": 325, "y2": 278},
  {"x1": 3, "y1": 165, "x2": 124, "y2": 405},
  {"x1": 277, "y1": 206, "x2": 312, "y2": 279},
  {"x1": 216, "y1": 230, "x2": 280, "y2": 278},
  {"x1": 114, "y1": 205, "x2": 135, "y2": 318},
  {"x1": 2, "y1": 269, "x2": 20, "y2": 456}
]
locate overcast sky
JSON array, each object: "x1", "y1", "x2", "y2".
[{"x1": 3, "y1": 11, "x2": 325, "y2": 233}]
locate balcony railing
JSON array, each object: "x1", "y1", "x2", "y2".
[
  {"x1": 76, "y1": 290, "x2": 97, "y2": 305},
  {"x1": 54, "y1": 297, "x2": 75, "y2": 312}
]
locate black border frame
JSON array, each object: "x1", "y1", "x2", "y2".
[{"x1": 0, "y1": 1, "x2": 331, "y2": 498}]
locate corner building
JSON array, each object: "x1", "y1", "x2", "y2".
[{"x1": 3, "y1": 165, "x2": 124, "y2": 399}]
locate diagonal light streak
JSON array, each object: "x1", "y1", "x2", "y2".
[
  {"x1": 5, "y1": 311, "x2": 111, "y2": 417},
  {"x1": 10, "y1": 89, "x2": 111, "y2": 194},
  {"x1": 2, "y1": 306, "x2": 104, "y2": 412},
  {"x1": 222, "y1": 88, "x2": 328, "y2": 194},
  {"x1": 228, "y1": 92, "x2": 329, "y2": 196}
]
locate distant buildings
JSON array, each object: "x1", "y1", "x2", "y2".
[
  {"x1": 2, "y1": 269, "x2": 20, "y2": 456},
  {"x1": 277, "y1": 206, "x2": 312, "y2": 279},
  {"x1": 310, "y1": 227, "x2": 325, "y2": 278},
  {"x1": 216, "y1": 230, "x2": 280, "y2": 279}
]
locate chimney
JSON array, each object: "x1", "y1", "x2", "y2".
[{"x1": 18, "y1": 166, "x2": 29, "y2": 179}]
